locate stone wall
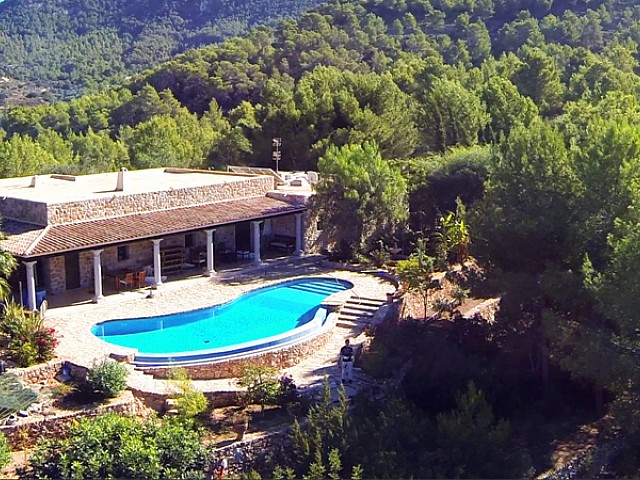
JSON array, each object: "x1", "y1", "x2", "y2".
[
  {"x1": 48, "y1": 256, "x2": 65, "y2": 294},
  {"x1": 129, "y1": 387, "x2": 240, "y2": 412},
  {"x1": 47, "y1": 176, "x2": 274, "y2": 224},
  {"x1": 215, "y1": 225, "x2": 236, "y2": 252},
  {"x1": 0, "y1": 197, "x2": 48, "y2": 225},
  {"x1": 0, "y1": 391, "x2": 137, "y2": 450},
  {"x1": 143, "y1": 327, "x2": 334, "y2": 380},
  {"x1": 79, "y1": 250, "x2": 93, "y2": 288},
  {"x1": 102, "y1": 239, "x2": 157, "y2": 274},
  {"x1": 464, "y1": 297, "x2": 500, "y2": 323},
  {"x1": 215, "y1": 427, "x2": 293, "y2": 477},
  {"x1": 8, "y1": 360, "x2": 64, "y2": 384},
  {"x1": 270, "y1": 215, "x2": 296, "y2": 238}
]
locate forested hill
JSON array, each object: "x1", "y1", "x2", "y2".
[
  {"x1": 3, "y1": 0, "x2": 640, "y2": 176},
  {"x1": 0, "y1": 0, "x2": 325, "y2": 103},
  {"x1": 8, "y1": 1, "x2": 640, "y2": 476}
]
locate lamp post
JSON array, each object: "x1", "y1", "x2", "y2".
[{"x1": 272, "y1": 137, "x2": 282, "y2": 173}]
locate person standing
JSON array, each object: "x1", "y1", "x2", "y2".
[
  {"x1": 339, "y1": 339, "x2": 354, "y2": 383},
  {"x1": 214, "y1": 457, "x2": 228, "y2": 479}
]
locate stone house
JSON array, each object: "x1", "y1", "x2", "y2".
[{"x1": 0, "y1": 167, "x2": 313, "y2": 310}]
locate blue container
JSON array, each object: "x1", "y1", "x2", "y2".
[{"x1": 22, "y1": 288, "x2": 46, "y2": 309}]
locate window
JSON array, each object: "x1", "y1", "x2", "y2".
[
  {"x1": 117, "y1": 246, "x2": 129, "y2": 262},
  {"x1": 185, "y1": 233, "x2": 194, "y2": 248}
]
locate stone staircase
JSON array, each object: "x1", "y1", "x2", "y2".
[{"x1": 335, "y1": 296, "x2": 387, "y2": 329}]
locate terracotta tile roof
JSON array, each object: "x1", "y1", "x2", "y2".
[{"x1": 1, "y1": 196, "x2": 305, "y2": 258}]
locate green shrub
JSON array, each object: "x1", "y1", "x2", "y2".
[
  {"x1": 238, "y1": 365, "x2": 280, "y2": 412},
  {"x1": 0, "y1": 301, "x2": 58, "y2": 367},
  {"x1": 30, "y1": 413, "x2": 206, "y2": 479},
  {"x1": 86, "y1": 359, "x2": 128, "y2": 398},
  {"x1": 169, "y1": 368, "x2": 208, "y2": 421},
  {"x1": 0, "y1": 432, "x2": 10, "y2": 470}
]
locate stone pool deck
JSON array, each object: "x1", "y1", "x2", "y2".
[{"x1": 44, "y1": 255, "x2": 395, "y2": 401}]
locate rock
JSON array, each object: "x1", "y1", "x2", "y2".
[{"x1": 28, "y1": 403, "x2": 42, "y2": 414}]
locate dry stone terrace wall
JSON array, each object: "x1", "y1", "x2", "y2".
[
  {"x1": 0, "y1": 392, "x2": 137, "y2": 450},
  {"x1": 47, "y1": 176, "x2": 274, "y2": 224},
  {"x1": 143, "y1": 327, "x2": 334, "y2": 380}
]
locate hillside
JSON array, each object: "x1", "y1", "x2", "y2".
[
  {"x1": 0, "y1": 0, "x2": 325, "y2": 103},
  {"x1": 4, "y1": 0, "x2": 640, "y2": 477}
]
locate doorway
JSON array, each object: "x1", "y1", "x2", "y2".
[
  {"x1": 235, "y1": 222, "x2": 251, "y2": 251},
  {"x1": 64, "y1": 252, "x2": 81, "y2": 290}
]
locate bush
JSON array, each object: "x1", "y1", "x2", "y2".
[
  {"x1": 0, "y1": 302, "x2": 58, "y2": 367},
  {"x1": 30, "y1": 413, "x2": 207, "y2": 479},
  {"x1": 238, "y1": 365, "x2": 280, "y2": 412},
  {"x1": 0, "y1": 432, "x2": 10, "y2": 470},
  {"x1": 169, "y1": 368, "x2": 208, "y2": 421},
  {"x1": 86, "y1": 359, "x2": 128, "y2": 398}
]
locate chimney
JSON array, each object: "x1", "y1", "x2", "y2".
[
  {"x1": 116, "y1": 167, "x2": 127, "y2": 191},
  {"x1": 30, "y1": 175, "x2": 37, "y2": 187}
]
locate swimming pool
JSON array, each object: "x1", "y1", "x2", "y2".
[{"x1": 92, "y1": 277, "x2": 353, "y2": 366}]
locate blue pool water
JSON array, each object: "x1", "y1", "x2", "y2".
[{"x1": 92, "y1": 278, "x2": 352, "y2": 363}]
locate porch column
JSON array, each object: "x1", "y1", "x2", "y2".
[
  {"x1": 24, "y1": 261, "x2": 37, "y2": 311},
  {"x1": 152, "y1": 239, "x2": 163, "y2": 287},
  {"x1": 295, "y1": 213, "x2": 304, "y2": 256},
  {"x1": 205, "y1": 228, "x2": 216, "y2": 276},
  {"x1": 92, "y1": 249, "x2": 104, "y2": 303},
  {"x1": 251, "y1": 220, "x2": 262, "y2": 265}
]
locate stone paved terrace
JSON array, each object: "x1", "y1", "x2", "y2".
[{"x1": 43, "y1": 256, "x2": 395, "y2": 400}]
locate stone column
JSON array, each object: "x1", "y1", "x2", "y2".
[
  {"x1": 92, "y1": 249, "x2": 104, "y2": 303},
  {"x1": 295, "y1": 213, "x2": 304, "y2": 256},
  {"x1": 24, "y1": 261, "x2": 37, "y2": 311},
  {"x1": 152, "y1": 239, "x2": 163, "y2": 287},
  {"x1": 251, "y1": 220, "x2": 262, "y2": 265},
  {"x1": 205, "y1": 228, "x2": 216, "y2": 276}
]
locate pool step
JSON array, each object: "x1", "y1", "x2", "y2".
[
  {"x1": 351, "y1": 296, "x2": 389, "y2": 305},
  {"x1": 335, "y1": 297, "x2": 386, "y2": 329}
]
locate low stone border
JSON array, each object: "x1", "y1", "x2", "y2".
[
  {"x1": 214, "y1": 423, "x2": 293, "y2": 477},
  {"x1": 7, "y1": 361, "x2": 64, "y2": 384},
  {"x1": 0, "y1": 390, "x2": 137, "y2": 450},
  {"x1": 128, "y1": 386, "x2": 240, "y2": 411}
]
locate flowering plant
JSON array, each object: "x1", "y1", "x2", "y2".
[
  {"x1": 34, "y1": 327, "x2": 58, "y2": 362},
  {"x1": 0, "y1": 301, "x2": 58, "y2": 366}
]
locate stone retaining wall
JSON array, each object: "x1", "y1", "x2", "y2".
[
  {"x1": 8, "y1": 360, "x2": 64, "y2": 384},
  {"x1": 143, "y1": 326, "x2": 334, "y2": 380},
  {"x1": 464, "y1": 297, "x2": 501, "y2": 323},
  {"x1": 128, "y1": 387, "x2": 240, "y2": 412},
  {"x1": 0, "y1": 391, "x2": 137, "y2": 449},
  {"x1": 215, "y1": 427, "x2": 293, "y2": 477}
]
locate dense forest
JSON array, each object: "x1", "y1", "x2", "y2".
[
  {"x1": 5, "y1": 0, "x2": 640, "y2": 477},
  {"x1": 0, "y1": 0, "x2": 326, "y2": 102}
]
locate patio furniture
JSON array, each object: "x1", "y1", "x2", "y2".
[
  {"x1": 236, "y1": 250, "x2": 250, "y2": 260},
  {"x1": 118, "y1": 272, "x2": 135, "y2": 290},
  {"x1": 269, "y1": 235, "x2": 296, "y2": 252},
  {"x1": 136, "y1": 271, "x2": 146, "y2": 289}
]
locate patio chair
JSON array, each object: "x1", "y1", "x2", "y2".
[
  {"x1": 118, "y1": 272, "x2": 135, "y2": 290},
  {"x1": 136, "y1": 271, "x2": 146, "y2": 289}
]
